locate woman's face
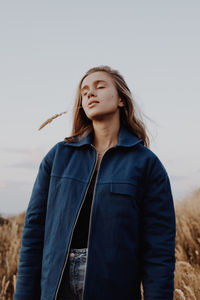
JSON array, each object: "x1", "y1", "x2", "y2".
[{"x1": 81, "y1": 71, "x2": 124, "y2": 121}]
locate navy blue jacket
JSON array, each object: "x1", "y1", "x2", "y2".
[{"x1": 14, "y1": 123, "x2": 176, "y2": 300}]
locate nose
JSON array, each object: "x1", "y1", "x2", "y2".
[{"x1": 87, "y1": 89, "x2": 96, "y2": 98}]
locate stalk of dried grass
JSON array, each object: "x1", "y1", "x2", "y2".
[
  {"x1": 174, "y1": 289, "x2": 186, "y2": 300},
  {"x1": 38, "y1": 111, "x2": 68, "y2": 130},
  {"x1": 38, "y1": 106, "x2": 82, "y2": 131}
]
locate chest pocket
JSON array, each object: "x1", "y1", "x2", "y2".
[
  {"x1": 110, "y1": 182, "x2": 136, "y2": 196},
  {"x1": 110, "y1": 181, "x2": 140, "y2": 208}
]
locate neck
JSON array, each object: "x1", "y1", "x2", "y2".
[{"x1": 92, "y1": 118, "x2": 120, "y2": 151}]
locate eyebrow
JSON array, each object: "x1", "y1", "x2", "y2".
[{"x1": 81, "y1": 80, "x2": 107, "y2": 92}]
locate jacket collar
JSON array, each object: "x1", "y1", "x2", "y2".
[{"x1": 64, "y1": 123, "x2": 144, "y2": 148}]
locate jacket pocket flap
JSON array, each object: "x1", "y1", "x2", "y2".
[{"x1": 110, "y1": 182, "x2": 136, "y2": 196}]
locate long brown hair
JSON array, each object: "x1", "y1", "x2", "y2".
[{"x1": 64, "y1": 65, "x2": 150, "y2": 147}]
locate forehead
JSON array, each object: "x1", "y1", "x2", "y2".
[{"x1": 81, "y1": 71, "x2": 113, "y2": 88}]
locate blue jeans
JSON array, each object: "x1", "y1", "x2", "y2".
[{"x1": 57, "y1": 248, "x2": 88, "y2": 300}]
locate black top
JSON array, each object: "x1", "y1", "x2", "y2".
[{"x1": 70, "y1": 169, "x2": 98, "y2": 248}]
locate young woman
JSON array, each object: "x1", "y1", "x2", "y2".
[{"x1": 14, "y1": 66, "x2": 176, "y2": 300}]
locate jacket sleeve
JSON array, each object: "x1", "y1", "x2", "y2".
[
  {"x1": 13, "y1": 150, "x2": 54, "y2": 300},
  {"x1": 140, "y1": 155, "x2": 176, "y2": 300}
]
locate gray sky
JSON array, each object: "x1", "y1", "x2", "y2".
[{"x1": 0, "y1": 0, "x2": 200, "y2": 216}]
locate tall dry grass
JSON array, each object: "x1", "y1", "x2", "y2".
[
  {"x1": 174, "y1": 188, "x2": 200, "y2": 299},
  {"x1": 0, "y1": 189, "x2": 200, "y2": 299},
  {"x1": 0, "y1": 212, "x2": 25, "y2": 300}
]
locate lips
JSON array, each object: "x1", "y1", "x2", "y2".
[{"x1": 88, "y1": 100, "x2": 99, "y2": 107}]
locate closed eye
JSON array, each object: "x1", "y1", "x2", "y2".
[{"x1": 83, "y1": 86, "x2": 104, "y2": 96}]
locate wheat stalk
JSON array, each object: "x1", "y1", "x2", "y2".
[
  {"x1": 38, "y1": 111, "x2": 68, "y2": 130},
  {"x1": 38, "y1": 106, "x2": 83, "y2": 131},
  {"x1": 175, "y1": 289, "x2": 186, "y2": 300}
]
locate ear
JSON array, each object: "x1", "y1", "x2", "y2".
[{"x1": 118, "y1": 98, "x2": 124, "y2": 107}]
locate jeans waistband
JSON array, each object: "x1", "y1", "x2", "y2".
[{"x1": 69, "y1": 248, "x2": 88, "y2": 257}]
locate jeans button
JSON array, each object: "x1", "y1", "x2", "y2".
[{"x1": 70, "y1": 252, "x2": 75, "y2": 258}]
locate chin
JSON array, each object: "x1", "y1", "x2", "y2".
[
  {"x1": 87, "y1": 113, "x2": 104, "y2": 121},
  {"x1": 90, "y1": 112, "x2": 116, "y2": 122}
]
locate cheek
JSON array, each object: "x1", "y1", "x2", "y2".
[
  {"x1": 105, "y1": 91, "x2": 119, "y2": 106},
  {"x1": 81, "y1": 99, "x2": 90, "y2": 115},
  {"x1": 102, "y1": 90, "x2": 113, "y2": 100},
  {"x1": 81, "y1": 97, "x2": 87, "y2": 108}
]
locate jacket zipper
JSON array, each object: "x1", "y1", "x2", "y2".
[
  {"x1": 81, "y1": 144, "x2": 99, "y2": 300},
  {"x1": 81, "y1": 144, "x2": 117, "y2": 300},
  {"x1": 54, "y1": 145, "x2": 99, "y2": 300}
]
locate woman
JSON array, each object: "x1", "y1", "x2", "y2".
[{"x1": 14, "y1": 66, "x2": 176, "y2": 300}]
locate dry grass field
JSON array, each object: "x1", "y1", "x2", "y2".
[{"x1": 1, "y1": 188, "x2": 200, "y2": 300}]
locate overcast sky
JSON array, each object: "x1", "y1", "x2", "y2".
[{"x1": 0, "y1": 0, "x2": 199, "y2": 216}]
